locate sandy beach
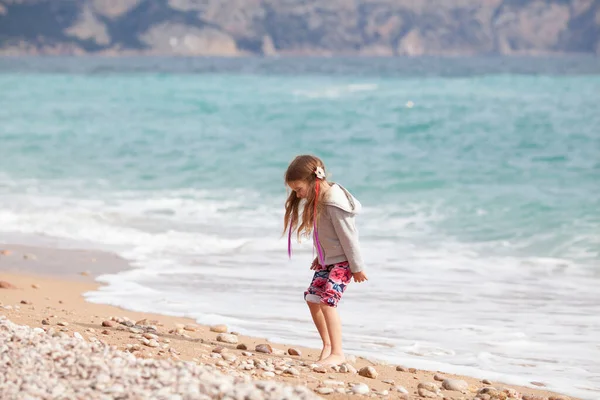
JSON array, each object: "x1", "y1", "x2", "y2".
[{"x1": 0, "y1": 243, "x2": 575, "y2": 400}]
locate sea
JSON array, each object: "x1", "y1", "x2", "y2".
[{"x1": 0, "y1": 56, "x2": 599, "y2": 398}]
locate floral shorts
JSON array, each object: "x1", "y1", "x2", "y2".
[{"x1": 304, "y1": 261, "x2": 352, "y2": 308}]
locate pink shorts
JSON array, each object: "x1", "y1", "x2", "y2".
[{"x1": 304, "y1": 261, "x2": 352, "y2": 308}]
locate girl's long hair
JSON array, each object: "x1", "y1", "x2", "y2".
[{"x1": 283, "y1": 155, "x2": 327, "y2": 240}]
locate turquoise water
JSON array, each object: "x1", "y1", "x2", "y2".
[{"x1": 0, "y1": 57, "x2": 599, "y2": 397}]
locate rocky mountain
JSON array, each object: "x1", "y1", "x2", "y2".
[{"x1": 0, "y1": 0, "x2": 599, "y2": 56}]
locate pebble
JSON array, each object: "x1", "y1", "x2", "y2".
[
  {"x1": 237, "y1": 343, "x2": 248, "y2": 350},
  {"x1": 395, "y1": 386, "x2": 409, "y2": 394},
  {"x1": 183, "y1": 324, "x2": 197, "y2": 332},
  {"x1": 288, "y1": 348, "x2": 301, "y2": 356},
  {"x1": 408, "y1": 367, "x2": 417, "y2": 373},
  {"x1": 210, "y1": 324, "x2": 228, "y2": 333},
  {"x1": 312, "y1": 365, "x2": 327, "y2": 374},
  {"x1": 523, "y1": 396, "x2": 547, "y2": 400},
  {"x1": 212, "y1": 346, "x2": 226, "y2": 354},
  {"x1": 31, "y1": 284, "x2": 40, "y2": 289},
  {"x1": 339, "y1": 363, "x2": 357, "y2": 374},
  {"x1": 441, "y1": 378, "x2": 468, "y2": 391},
  {"x1": 20, "y1": 300, "x2": 32, "y2": 305},
  {"x1": 351, "y1": 383, "x2": 370, "y2": 395},
  {"x1": 530, "y1": 381, "x2": 546, "y2": 387},
  {"x1": 57, "y1": 321, "x2": 69, "y2": 327},
  {"x1": 222, "y1": 353, "x2": 237, "y2": 362},
  {"x1": 241, "y1": 351, "x2": 253, "y2": 357},
  {"x1": 316, "y1": 387, "x2": 334, "y2": 395},
  {"x1": 417, "y1": 382, "x2": 441, "y2": 398},
  {"x1": 101, "y1": 320, "x2": 114, "y2": 327},
  {"x1": 255, "y1": 344, "x2": 273, "y2": 354},
  {"x1": 263, "y1": 371, "x2": 275, "y2": 378},
  {"x1": 216, "y1": 333, "x2": 238, "y2": 344},
  {"x1": 0, "y1": 317, "x2": 319, "y2": 399},
  {"x1": 0, "y1": 280, "x2": 17, "y2": 289},
  {"x1": 483, "y1": 379, "x2": 492, "y2": 385},
  {"x1": 396, "y1": 365, "x2": 408, "y2": 372},
  {"x1": 41, "y1": 319, "x2": 49, "y2": 325},
  {"x1": 434, "y1": 373, "x2": 445, "y2": 381},
  {"x1": 358, "y1": 366, "x2": 378, "y2": 379},
  {"x1": 283, "y1": 367, "x2": 300, "y2": 377},
  {"x1": 382, "y1": 379, "x2": 394, "y2": 385},
  {"x1": 142, "y1": 332, "x2": 158, "y2": 340}
]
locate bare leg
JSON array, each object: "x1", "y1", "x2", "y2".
[
  {"x1": 307, "y1": 301, "x2": 331, "y2": 360},
  {"x1": 319, "y1": 304, "x2": 345, "y2": 366}
]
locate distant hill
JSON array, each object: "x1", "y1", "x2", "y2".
[{"x1": 1, "y1": 0, "x2": 599, "y2": 56}]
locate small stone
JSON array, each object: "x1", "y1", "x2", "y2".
[
  {"x1": 236, "y1": 343, "x2": 248, "y2": 350},
  {"x1": 378, "y1": 390, "x2": 389, "y2": 396},
  {"x1": 41, "y1": 319, "x2": 50, "y2": 325},
  {"x1": 31, "y1": 284, "x2": 40, "y2": 289},
  {"x1": 145, "y1": 339, "x2": 160, "y2": 348},
  {"x1": 483, "y1": 379, "x2": 492, "y2": 385},
  {"x1": 358, "y1": 366, "x2": 378, "y2": 379},
  {"x1": 73, "y1": 332, "x2": 84, "y2": 340},
  {"x1": 222, "y1": 353, "x2": 237, "y2": 362},
  {"x1": 101, "y1": 320, "x2": 114, "y2": 327},
  {"x1": 523, "y1": 396, "x2": 547, "y2": 400},
  {"x1": 503, "y1": 388, "x2": 519, "y2": 398},
  {"x1": 352, "y1": 383, "x2": 370, "y2": 395},
  {"x1": 101, "y1": 330, "x2": 110, "y2": 335},
  {"x1": 0, "y1": 281, "x2": 16, "y2": 289},
  {"x1": 212, "y1": 346, "x2": 226, "y2": 354},
  {"x1": 80, "y1": 271, "x2": 90, "y2": 276},
  {"x1": 241, "y1": 351, "x2": 253, "y2": 357},
  {"x1": 263, "y1": 371, "x2": 275, "y2": 378},
  {"x1": 288, "y1": 347, "x2": 301, "y2": 356},
  {"x1": 216, "y1": 333, "x2": 238, "y2": 344},
  {"x1": 283, "y1": 367, "x2": 300, "y2": 376},
  {"x1": 183, "y1": 324, "x2": 197, "y2": 332},
  {"x1": 57, "y1": 321, "x2": 68, "y2": 327},
  {"x1": 409, "y1": 368, "x2": 417, "y2": 373},
  {"x1": 395, "y1": 386, "x2": 409, "y2": 394},
  {"x1": 316, "y1": 387, "x2": 334, "y2": 395},
  {"x1": 135, "y1": 319, "x2": 147, "y2": 326},
  {"x1": 396, "y1": 366, "x2": 408, "y2": 372},
  {"x1": 255, "y1": 344, "x2": 273, "y2": 354},
  {"x1": 418, "y1": 382, "x2": 441, "y2": 398},
  {"x1": 382, "y1": 379, "x2": 395, "y2": 385},
  {"x1": 442, "y1": 379, "x2": 468, "y2": 391},
  {"x1": 312, "y1": 365, "x2": 327, "y2": 374},
  {"x1": 530, "y1": 381, "x2": 546, "y2": 387},
  {"x1": 434, "y1": 374, "x2": 445, "y2": 381},
  {"x1": 142, "y1": 332, "x2": 157, "y2": 340},
  {"x1": 210, "y1": 324, "x2": 228, "y2": 333}
]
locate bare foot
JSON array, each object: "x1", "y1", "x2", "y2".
[
  {"x1": 319, "y1": 353, "x2": 345, "y2": 366},
  {"x1": 318, "y1": 344, "x2": 332, "y2": 361}
]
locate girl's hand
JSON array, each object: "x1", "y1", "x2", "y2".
[
  {"x1": 352, "y1": 271, "x2": 368, "y2": 283},
  {"x1": 310, "y1": 258, "x2": 320, "y2": 270}
]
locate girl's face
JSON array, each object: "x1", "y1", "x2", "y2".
[{"x1": 288, "y1": 180, "x2": 311, "y2": 199}]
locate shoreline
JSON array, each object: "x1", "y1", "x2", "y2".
[{"x1": 0, "y1": 242, "x2": 576, "y2": 399}]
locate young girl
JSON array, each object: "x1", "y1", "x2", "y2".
[{"x1": 284, "y1": 154, "x2": 368, "y2": 366}]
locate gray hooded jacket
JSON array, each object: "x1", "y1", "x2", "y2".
[{"x1": 316, "y1": 183, "x2": 365, "y2": 273}]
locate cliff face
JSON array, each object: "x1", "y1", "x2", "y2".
[{"x1": 0, "y1": 0, "x2": 598, "y2": 56}]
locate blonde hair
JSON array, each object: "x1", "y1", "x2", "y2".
[{"x1": 283, "y1": 154, "x2": 327, "y2": 240}]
